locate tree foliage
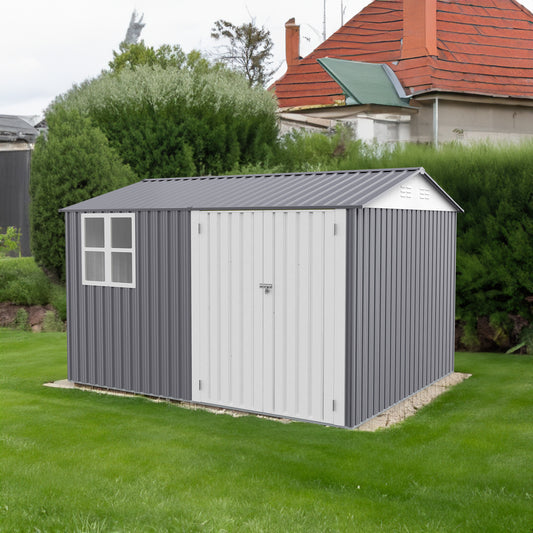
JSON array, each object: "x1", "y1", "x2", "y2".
[
  {"x1": 108, "y1": 41, "x2": 210, "y2": 74},
  {"x1": 359, "y1": 141, "x2": 533, "y2": 337},
  {"x1": 53, "y1": 63, "x2": 278, "y2": 179},
  {"x1": 33, "y1": 43, "x2": 277, "y2": 279},
  {"x1": 0, "y1": 227, "x2": 21, "y2": 257},
  {"x1": 211, "y1": 19, "x2": 275, "y2": 87},
  {"x1": 30, "y1": 108, "x2": 137, "y2": 280},
  {"x1": 258, "y1": 129, "x2": 533, "y2": 348}
]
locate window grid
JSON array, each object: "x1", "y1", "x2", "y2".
[{"x1": 81, "y1": 213, "x2": 136, "y2": 288}]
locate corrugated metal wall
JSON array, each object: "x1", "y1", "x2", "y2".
[
  {"x1": 0, "y1": 149, "x2": 31, "y2": 256},
  {"x1": 345, "y1": 208, "x2": 457, "y2": 427},
  {"x1": 65, "y1": 204, "x2": 457, "y2": 428},
  {"x1": 66, "y1": 210, "x2": 191, "y2": 400}
]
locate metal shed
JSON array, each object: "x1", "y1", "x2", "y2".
[
  {"x1": 0, "y1": 115, "x2": 39, "y2": 256},
  {"x1": 62, "y1": 167, "x2": 462, "y2": 428}
]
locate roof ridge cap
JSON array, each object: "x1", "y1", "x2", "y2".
[{"x1": 142, "y1": 167, "x2": 424, "y2": 183}]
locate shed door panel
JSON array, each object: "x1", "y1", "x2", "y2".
[{"x1": 191, "y1": 210, "x2": 346, "y2": 425}]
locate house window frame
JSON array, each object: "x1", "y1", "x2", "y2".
[{"x1": 81, "y1": 212, "x2": 136, "y2": 288}]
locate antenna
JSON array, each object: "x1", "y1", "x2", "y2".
[
  {"x1": 341, "y1": 0, "x2": 347, "y2": 26},
  {"x1": 323, "y1": 0, "x2": 327, "y2": 40}
]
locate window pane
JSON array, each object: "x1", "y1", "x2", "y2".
[
  {"x1": 112, "y1": 252, "x2": 132, "y2": 283},
  {"x1": 85, "y1": 218, "x2": 105, "y2": 247},
  {"x1": 85, "y1": 251, "x2": 105, "y2": 281},
  {"x1": 111, "y1": 217, "x2": 132, "y2": 248}
]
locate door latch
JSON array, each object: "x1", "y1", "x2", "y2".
[{"x1": 259, "y1": 283, "x2": 273, "y2": 294}]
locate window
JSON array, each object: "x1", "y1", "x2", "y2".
[{"x1": 82, "y1": 213, "x2": 135, "y2": 287}]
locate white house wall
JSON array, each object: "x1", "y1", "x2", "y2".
[{"x1": 191, "y1": 209, "x2": 346, "y2": 426}]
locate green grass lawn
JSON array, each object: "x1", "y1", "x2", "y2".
[{"x1": 0, "y1": 329, "x2": 531, "y2": 532}]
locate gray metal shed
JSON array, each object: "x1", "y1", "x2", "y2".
[
  {"x1": 0, "y1": 115, "x2": 39, "y2": 256},
  {"x1": 62, "y1": 167, "x2": 462, "y2": 428}
]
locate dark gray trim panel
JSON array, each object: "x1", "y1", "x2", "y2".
[
  {"x1": 0, "y1": 150, "x2": 31, "y2": 256},
  {"x1": 345, "y1": 208, "x2": 456, "y2": 427},
  {"x1": 66, "y1": 210, "x2": 191, "y2": 400}
]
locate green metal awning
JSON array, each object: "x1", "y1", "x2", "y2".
[{"x1": 317, "y1": 57, "x2": 412, "y2": 108}]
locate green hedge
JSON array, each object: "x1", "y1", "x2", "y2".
[
  {"x1": 31, "y1": 108, "x2": 137, "y2": 280},
  {"x1": 258, "y1": 130, "x2": 533, "y2": 347},
  {"x1": 53, "y1": 65, "x2": 278, "y2": 180},
  {"x1": 359, "y1": 142, "x2": 533, "y2": 335},
  {"x1": 0, "y1": 257, "x2": 52, "y2": 306}
]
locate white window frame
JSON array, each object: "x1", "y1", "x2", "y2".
[{"x1": 81, "y1": 213, "x2": 136, "y2": 288}]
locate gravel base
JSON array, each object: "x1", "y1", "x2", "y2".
[
  {"x1": 356, "y1": 372, "x2": 471, "y2": 431},
  {"x1": 44, "y1": 372, "x2": 471, "y2": 430}
]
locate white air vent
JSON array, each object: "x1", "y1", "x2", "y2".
[
  {"x1": 419, "y1": 188, "x2": 430, "y2": 200},
  {"x1": 364, "y1": 173, "x2": 456, "y2": 211},
  {"x1": 400, "y1": 185, "x2": 412, "y2": 199}
]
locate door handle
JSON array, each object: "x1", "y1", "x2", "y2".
[{"x1": 259, "y1": 283, "x2": 273, "y2": 294}]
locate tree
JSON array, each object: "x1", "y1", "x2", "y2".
[
  {"x1": 109, "y1": 41, "x2": 184, "y2": 72},
  {"x1": 109, "y1": 41, "x2": 212, "y2": 74},
  {"x1": 211, "y1": 19, "x2": 275, "y2": 87},
  {"x1": 30, "y1": 108, "x2": 137, "y2": 280}
]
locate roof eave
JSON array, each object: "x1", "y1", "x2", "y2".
[{"x1": 411, "y1": 88, "x2": 533, "y2": 103}]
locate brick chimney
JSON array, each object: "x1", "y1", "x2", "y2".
[
  {"x1": 285, "y1": 18, "x2": 300, "y2": 68},
  {"x1": 401, "y1": 0, "x2": 438, "y2": 59}
]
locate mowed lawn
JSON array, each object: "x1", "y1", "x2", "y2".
[{"x1": 0, "y1": 329, "x2": 531, "y2": 532}]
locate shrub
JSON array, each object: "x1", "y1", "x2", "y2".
[
  {"x1": 362, "y1": 142, "x2": 533, "y2": 331},
  {"x1": 0, "y1": 226, "x2": 22, "y2": 257},
  {"x1": 53, "y1": 64, "x2": 278, "y2": 179},
  {"x1": 271, "y1": 125, "x2": 368, "y2": 172},
  {"x1": 50, "y1": 284, "x2": 67, "y2": 322},
  {"x1": 42, "y1": 310, "x2": 64, "y2": 332},
  {"x1": 507, "y1": 324, "x2": 533, "y2": 354},
  {"x1": 13, "y1": 308, "x2": 30, "y2": 331},
  {"x1": 264, "y1": 134, "x2": 533, "y2": 345},
  {"x1": 30, "y1": 108, "x2": 137, "y2": 280},
  {"x1": 0, "y1": 257, "x2": 51, "y2": 305}
]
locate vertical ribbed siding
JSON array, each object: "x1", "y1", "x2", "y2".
[
  {"x1": 345, "y1": 208, "x2": 457, "y2": 428},
  {"x1": 66, "y1": 210, "x2": 191, "y2": 400},
  {"x1": 0, "y1": 149, "x2": 31, "y2": 256}
]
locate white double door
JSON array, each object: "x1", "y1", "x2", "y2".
[{"x1": 191, "y1": 209, "x2": 346, "y2": 425}]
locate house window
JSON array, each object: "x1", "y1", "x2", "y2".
[{"x1": 82, "y1": 213, "x2": 135, "y2": 288}]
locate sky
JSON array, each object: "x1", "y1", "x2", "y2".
[{"x1": 2, "y1": 0, "x2": 533, "y2": 117}]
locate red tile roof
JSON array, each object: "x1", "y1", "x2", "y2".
[{"x1": 273, "y1": 0, "x2": 533, "y2": 109}]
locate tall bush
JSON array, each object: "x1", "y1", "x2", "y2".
[
  {"x1": 30, "y1": 108, "x2": 137, "y2": 280},
  {"x1": 52, "y1": 65, "x2": 278, "y2": 179},
  {"x1": 263, "y1": 131, "x2": 533, "y2": 344},
  {"x1": 0, "y1": 257, "x2": 51, "y2": 305},
  {"x1": 359, "y1": 142, "x2": 533, "y2": 330}
]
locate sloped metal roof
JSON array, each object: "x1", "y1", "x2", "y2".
[
  {"x1": 61, "y1": 167, "x2": 462, "y2": 212},
  {"x1": 0, "y1": 115, "x2": 39, "y2": 143}
]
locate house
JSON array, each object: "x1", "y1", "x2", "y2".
[
  {"x1": 272, "y1": 0, "x2": 533, "y2": 144},
  {"x1": 62, "y1": 167, "x2": 462, "y2": 428},
  {"x1": 0, "y1": 115, "x2": 39, "y2": 256}
]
